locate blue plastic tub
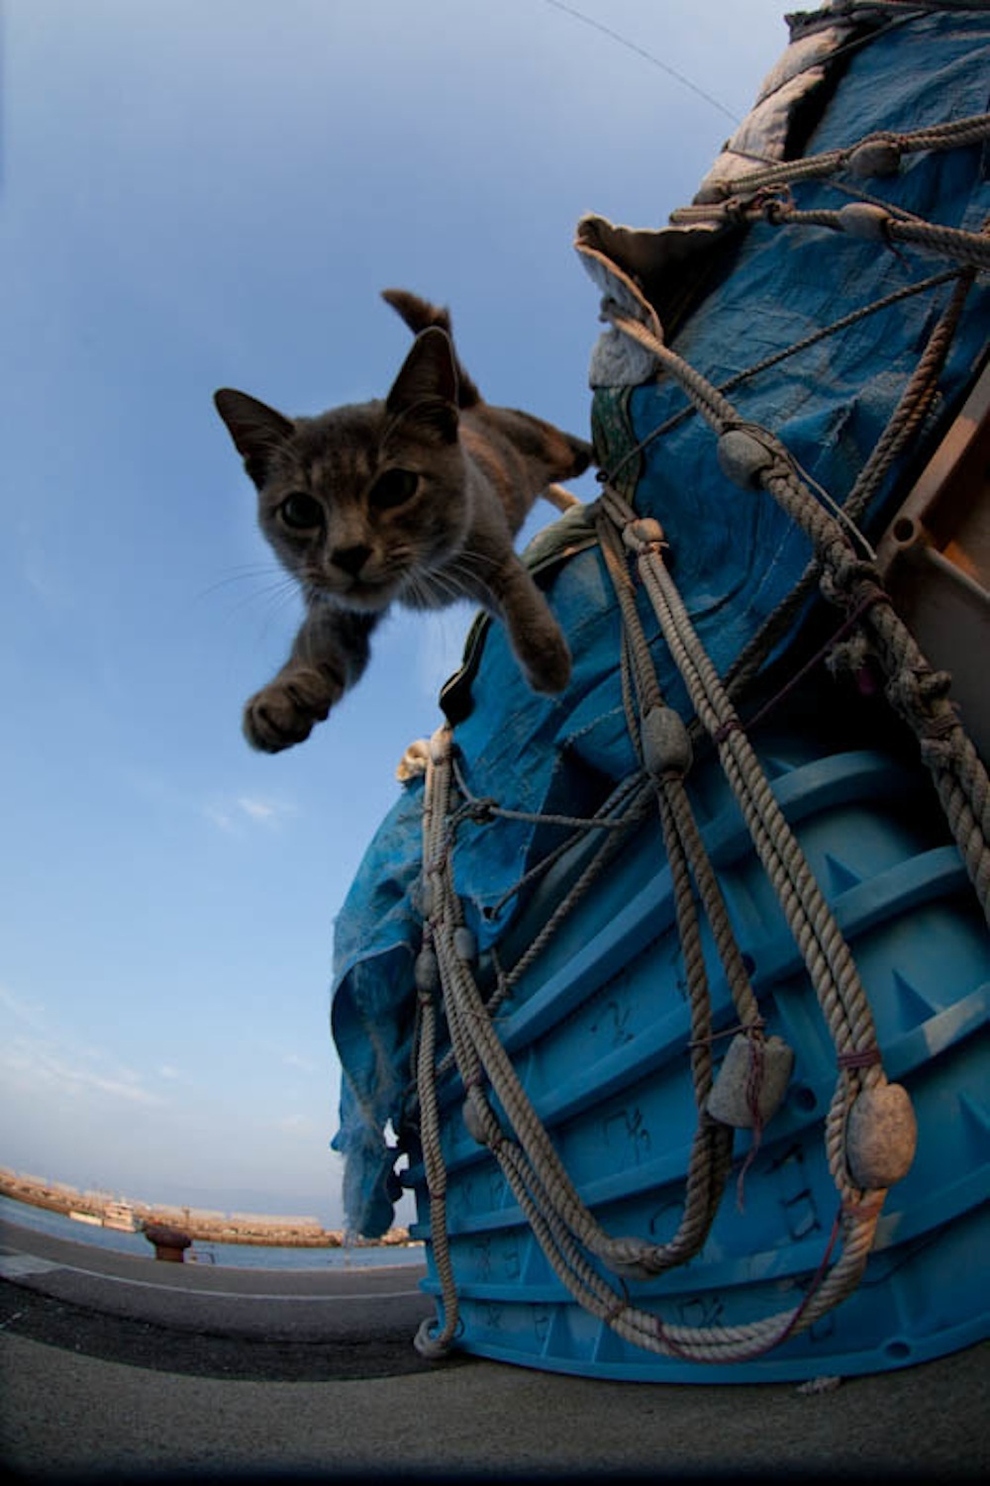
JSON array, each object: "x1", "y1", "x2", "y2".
[
  {"x1": 331, "y1": 3, "x2": 990, "y2": 1381},
  {"x1": 406, "y1": 731, "x2": 989, "y2": 1380}
]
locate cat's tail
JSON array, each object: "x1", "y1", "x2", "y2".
[{"x1": 381, "y1": 288, "x2": 483, "y2": 409}]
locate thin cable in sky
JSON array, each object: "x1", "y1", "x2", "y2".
[{"x1": 540, "y1": 0, "x2": 741, "y2": 125}]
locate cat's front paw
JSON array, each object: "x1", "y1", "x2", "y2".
[{"x1": 243, "y1": 668, "x2": 342, "y2": 753}]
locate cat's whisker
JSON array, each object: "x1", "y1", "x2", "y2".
[
  {"x1": 221, "y1": 575, "x2": 303, "y2": 625},
  {"x1": 405, "y1": 567, "x2": 469, "y2": 608},
  {"x1": 420, "y1": 556, "x2": 487, "y2": 602},
  {"x1": 194, "y1": 564, "x2": 285, "y2": 603}
]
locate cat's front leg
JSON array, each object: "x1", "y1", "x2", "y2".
[
  {"x1": 243, "y1": 604, "x2": 378, "y2": 752},
  {"x1": 487, "y1": 556, "x2": 572, "y2": 695}
]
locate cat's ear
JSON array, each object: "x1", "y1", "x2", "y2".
[
  {"x1": 214, "y1": 389, "x2": 294, "y2": 486},
  {"x1": 385, "y1": 328, "x2": 459, "y2": 441}
]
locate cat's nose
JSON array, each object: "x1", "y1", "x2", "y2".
[{"x1": 333, "y1": 544, "x2": 373, "y2": 577}]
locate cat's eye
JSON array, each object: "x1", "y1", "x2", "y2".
[
  {"x1": 368, "y1": 468, "x2": 419, "y2": 510},
  {"x1": 278, "y1": 492, "x2": 323, "y2": 530}
]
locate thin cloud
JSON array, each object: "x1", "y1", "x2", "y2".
[
  {"x1": 1, "y1": 1033, "x2": 165, "y2": 1108},
  {"x1": 237, "y1": 796, "x2": 278, "y2": 822},
  {"x1": 202, "y1": 802, "x2": 236, "y2": 833},
  {"x1": 202, "y1": 795, "x2": 296, "y2": 834},
  {"x1": 0, "y1": 986, "x2": 166, "y2": 1110},
  {"x1": 272, "y1": 1113, "x2": 318, "y2": 1137},
  {"x1": 281, "y1": 1051, "x2": 319, "y2": 1075},
  {"x1": 0, "y1": 982, "x2": 49, "y2": 1034}
]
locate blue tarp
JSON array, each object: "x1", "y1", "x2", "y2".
[{"x1": 331, "y1": 6, "x2": 990, "y2": 1235}]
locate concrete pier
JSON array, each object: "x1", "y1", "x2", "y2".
[{"x1": 1, "y1": 1217, "x2": 986, "y2": 1482}]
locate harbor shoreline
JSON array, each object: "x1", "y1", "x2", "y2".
[{"x1": 0, "y1": 1167, "x2": 411, "y2": 1251}]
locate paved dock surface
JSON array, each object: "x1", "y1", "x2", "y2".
[{"x1": 1, "y1": 1219, "x2": 986, "y2": 1483}]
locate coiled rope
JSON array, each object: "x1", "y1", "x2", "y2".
[{"x1": 415, "y1": 711, "x2": 896, "y2": 1362}]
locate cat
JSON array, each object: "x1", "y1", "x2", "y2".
[{"x1": 214, "y1": 289, "x2": 592, "y2": 753}]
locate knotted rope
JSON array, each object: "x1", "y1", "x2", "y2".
[{"x1": 600, "y1": 305, "x2": 990, "y2": 926}]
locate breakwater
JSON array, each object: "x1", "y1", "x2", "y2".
[{"x1": 0, "y1": 1167, "x2": 411, "y2": 1249}]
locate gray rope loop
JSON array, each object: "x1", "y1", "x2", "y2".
[{"x1": 413, "y1": 1317, "x2": 458, "y2": 1361}]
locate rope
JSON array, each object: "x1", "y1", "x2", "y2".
[
  {"x1": 412, "y1": 741, "x2": 461, "y2": 1360},
  {"x1": 772, "y1": 204, "x2": 990, "y2": 272},
  {"x1": 599, "y1": 495, "x2": 888, "y2": 1272},
  {"x1": 428, "y1": 772, "x2": 653, "y2": 1084},
  {"x1": 602, "y1": 305, "x2": 990, "y2": 927},
  {"x1": 601, "y1": 265, "x2": 961, "y2": 493},
  {"x1": 673, "y1": 112, "x2": 990, "y2": 211},
  {"x1": 405, "y1": 91, "x2": 989, "y2": 1369},
  {"x1": 721, "y1": 259, "x2": 977, "y2": 708},
  {"x1": 415, "y1": 724, "x2": 890, "y2": 1362},
  {"x1": 409, "y1": 284, "x2": 986, "y2": 1363}
]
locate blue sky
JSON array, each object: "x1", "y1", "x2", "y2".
[{"x1": 0, "y1": 0, "x2": 789, "y2": 1225}]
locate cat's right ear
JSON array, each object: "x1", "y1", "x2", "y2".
[
  {"x1": 214, "y1": 389, "x2": 294, "y2": 487},
  {"x1": 385, "y1": 328, "x2": 459, "y2": 441}
]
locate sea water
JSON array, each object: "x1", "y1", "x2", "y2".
[{"x1": 0, "y1": 1193, "x2": 423, "y2": 1271}]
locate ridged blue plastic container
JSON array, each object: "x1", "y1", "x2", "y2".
[
  {"x1": 332, "y1": 5, "x2": 990, "y2": 1381},
  {"x1": 407, "y1": 732, "x2": 990, "y2": 1380}
]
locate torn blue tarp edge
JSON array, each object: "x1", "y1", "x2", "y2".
[{"x1": 330, "y1": 942, "x2": 417, "y2": 1239}]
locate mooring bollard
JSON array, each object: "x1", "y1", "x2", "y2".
[{"x1": 142, "y1": 1222, "x2": 192, "y2": 1263}]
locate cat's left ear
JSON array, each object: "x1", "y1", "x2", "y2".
[
  {"x1": 214, "y1": 389, "x2": 295, "y2": 487},
  {"x1": 385, "y1": 328, "x2": 459, "y2": 441}
]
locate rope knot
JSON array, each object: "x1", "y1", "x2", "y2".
[
  {"x1": 837, "y1": 1045, "x2": 882, "y2": 1071},
  {"x1": 841, "y1": 1196, "x2": 886, "y2": 1222},
  {"x1": 621, "y1": 515, "x2": 667, "y2": 555},
  {"x1": 712, "y1": 713, "x2": 744, "y2": 746},
  {"x1": 762, "y1": 194, "x2": 791, "y2": 226},
  {"x1": 466, "y1": 795, "x2": 498, "y2": 823},
  {"x1": 818, "y1": 561, "x2": 882, "y2": 609},
  {"x1": 885, "y1": 664, "x2": 955, "y2": 726}
]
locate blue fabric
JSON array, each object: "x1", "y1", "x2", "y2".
[{"x1": 330, "y1": 8, "x2": 990, "y2": 1235}]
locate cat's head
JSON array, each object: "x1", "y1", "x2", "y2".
[{"x1": 214, "y1": 328, "x2": 468, "y2": 613}]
